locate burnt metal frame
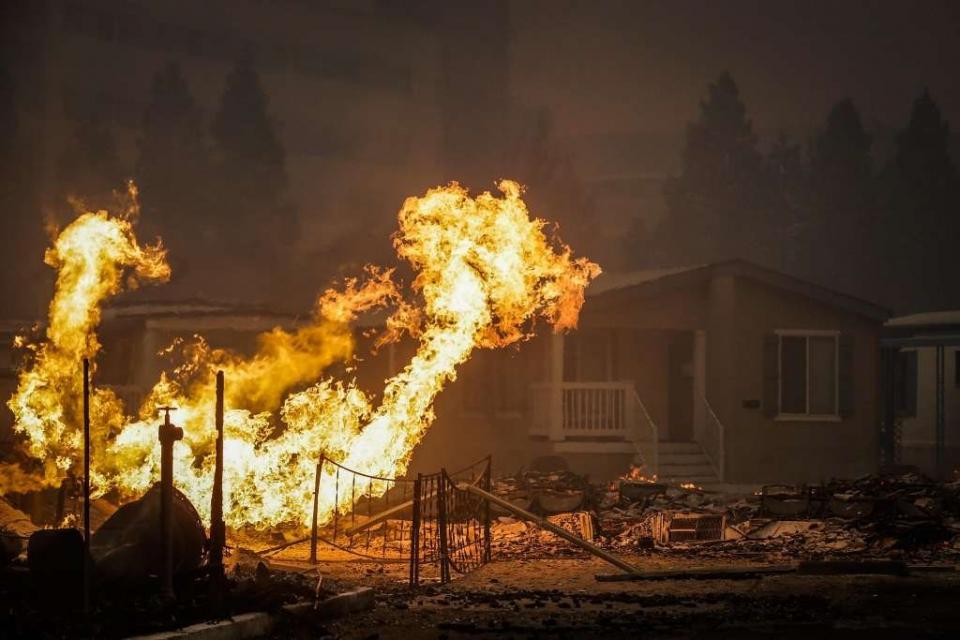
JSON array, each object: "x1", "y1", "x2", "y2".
[{"x1": 304, "y1": 455, "x2": 492, "y2": 587}]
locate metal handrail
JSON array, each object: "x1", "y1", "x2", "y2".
[
  {"x1": 699, "y1": 394, "x2": 725, "y2": 482},
  {"x1": 630, "y1": 389, "x2": 660, "y2": 478}
]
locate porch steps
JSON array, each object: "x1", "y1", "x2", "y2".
[{"x1": 643, "y1": 441, "x2": 720, "y2": 485}]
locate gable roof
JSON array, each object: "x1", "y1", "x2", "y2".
[{"x1": 588, "y1": 259, "x2": 890, "y2": 322}]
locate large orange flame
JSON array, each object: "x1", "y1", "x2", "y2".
[{"x1": 5, "y1": 180, "x2": 600, "y2": 529}]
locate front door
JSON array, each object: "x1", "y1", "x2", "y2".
[{"x1": 668, "y1": 332, "x2": 694, "y2": 441}]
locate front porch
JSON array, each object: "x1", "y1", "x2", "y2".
[{"x1": 528, "y1": 330, "x2": 726, "y2": 483}]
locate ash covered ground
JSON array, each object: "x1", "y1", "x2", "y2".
[{"x1": 260, "y1": 469, "x2": 960, "y2": 638}]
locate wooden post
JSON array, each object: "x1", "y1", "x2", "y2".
[
  {"x1": 82, "y1": 358, "x2": 91, "y2": 614},
  {"x1": 309, "y1": 456, "x2": 324, "y2": 564},
  {"x1": 936, "y1": 345, "x2": 945, "y2": 477}
]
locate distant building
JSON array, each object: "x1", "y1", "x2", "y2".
[
  {"x1": 414, "y1": 260, "x2": 890, "y2": 484},
  {"x1": 96, "y1": 299, "x2": 300, "y2": 409},
  {"x1": 883, "y1": 311, "x2": 960, "y2": 478},
  {"x1": 0, "y1": 299, "x2": 299, "y2": 442}
]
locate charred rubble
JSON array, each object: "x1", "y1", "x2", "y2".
[{"x1": 490, "y1": 468, "x2": 960, "y2": 564}]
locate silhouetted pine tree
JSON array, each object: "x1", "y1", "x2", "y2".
[
  {"x1": 136, "y1": 61, "x2": 209, "y2": 275},
  {"x1": 806, "y1": 99, "x2": 879, "y2": 300},
  {"x1": 766, "y1": 131, "x2": 806, "y2": 274},
  {"x1": 56, "y1": 113, "x2": 124, "y2": 212},
  {"x1": 657, "y1": 72, "x2": 773, "y2": 266},
  {"x1": 884, "y1": 89, "x2": 959, "y2": 311},
  {"x1": 211, "y1": 54, "x2": 296, "y2": 272},
  {"x1": 510, "y1": 109, "x2": 596, "y2": 259}
]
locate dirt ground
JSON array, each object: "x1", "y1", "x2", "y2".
[{"x1": 264, "y1": 550, "x2": 960, "y2": 639}]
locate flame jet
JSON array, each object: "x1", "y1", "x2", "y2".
[
  {"x1": 277, "y1": 180, "x2": 601, "y2": 527},
  {"x1": 6, "y1": 180, "x2": 600, "y2": 530},
  {"x1": 4, "y1": 195, "x2": 170, "y2": 492}
]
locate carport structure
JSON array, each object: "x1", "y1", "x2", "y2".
[{"x1": 882, "y1": 311, "x2": 960, "y2": 477}]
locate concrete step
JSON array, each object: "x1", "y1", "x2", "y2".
[{"x1": 657, "y1": 441, "x2": 704, "y2": 455}]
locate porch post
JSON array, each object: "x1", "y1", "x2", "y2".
[
  {"x1": 549, "y1": 333, "x2": 565, "y2": 442},
  {"x1": 693, "y1": 330, "x2": 707, "y2": 443},
  {"x1": 935, "y1": 345, "x2": 945, "y2": 478}
]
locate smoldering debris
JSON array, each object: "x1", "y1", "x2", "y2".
[{"x1": 490, "y1": 470, "x2": 960, "y2": 564}]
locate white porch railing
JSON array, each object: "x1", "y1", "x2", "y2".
[
  {"x1": 530, "y1": 382, "x2": 634, "y2": 437},
  {"x1": 560, "y1": 382, "x2": 633, "y2": 437},
  {"x1": 530, "y1": 382, "x2": 661, "y2": 477},
  {"x1": 698, "y1": 393, "x2": 725, "y2": 482}
]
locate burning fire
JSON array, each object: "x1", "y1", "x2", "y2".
[
  {"x1": 622, "y1": 465, "x2": 658, "y2": 484},
  {"x1": 5, "y1": 180, "x2": 600, "y2": 529}
]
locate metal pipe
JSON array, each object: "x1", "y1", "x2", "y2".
[
  {"x1": 461, "y1": 483, "x2": 641, "y2": 575},
  {"x1": 82, "y1": 358, "x2": 91, "y2": 613},
  {"x1": 157, "y1": 406, "x2": 183, "y2": 599},
  {"x1": 209, "y1": 372, "x2": 225, "y2": 583}
]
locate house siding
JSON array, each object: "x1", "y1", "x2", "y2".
[
  {"x1": 720, "y1": 277, "x2": 880, "y2": 483},
  {"x1": 416, "y1": 267, "x2": 884, "y2": 483}
]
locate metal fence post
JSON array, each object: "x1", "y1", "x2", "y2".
[
  {"x1": 409, "y1": 474, "x2": 422, "y2": 587},
  {"x1": 310, "y1": 456, "x2": 324, "y2": 564},
  {"x1": 483, "y1": 456, "x2": 492, "y2": 563},
  {"x1": 82, "y1": 358, "x2": 91, "y2": 614},
  {"x1": 437, "y1": 469, "x2": 450, "y2": 583}
]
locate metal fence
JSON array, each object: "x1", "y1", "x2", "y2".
[
  {"x1": 410, "y1": 457, "x2": 491, "y2": 585},
  {"x1": 309, "y1": 455, "x2": 492, "y2": 587}
]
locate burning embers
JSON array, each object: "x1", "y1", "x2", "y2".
[{"x1": 2, "y1": 181, "x2": 600, "y2": 531}]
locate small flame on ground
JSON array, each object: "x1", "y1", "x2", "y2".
[
  {"x1": 5, "y1": 180, "x2": 600, "y2": 530},
  {"x1": 622, "y1": 465, "x2": 658, "y2": 484}
]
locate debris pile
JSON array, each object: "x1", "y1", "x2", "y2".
[
  {"x1": 491, "y1": 470, "x2": 960, "y2": 563},
  {"x1": 492, "y1": 470, "x2": 593, "y2": 516},
  {"x1": 492, "y1": 512, "x2": 598, "y2": 558}
]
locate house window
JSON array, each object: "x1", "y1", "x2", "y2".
[{"x1": 778, "y1": 333, "x2": 838, "y2": 417}]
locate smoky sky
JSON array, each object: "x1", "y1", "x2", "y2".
[
  {"x1": 2, "y1": 0, "x2": 960, "y2": 316},
  {"x1": 512, "y1": 0, "x2": 960, "y2": 140}
]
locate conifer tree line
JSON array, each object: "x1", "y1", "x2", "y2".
[
  {"x1": 629, "y1": 72, "x2": 960, "y2": 314},
  {"x1": 5, "y1": 59, "x2": 957, "y2": 315},
  {"x1": 53, "y1": 55, "x2": 295, "y2": 300}
]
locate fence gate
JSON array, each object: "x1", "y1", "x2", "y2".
[
  {"x1": 410, "y1": 457, "x2": 492, "y2": 586},
  {"x1": 310, "y1": 456, "x2": 491, "y2": 587}
]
